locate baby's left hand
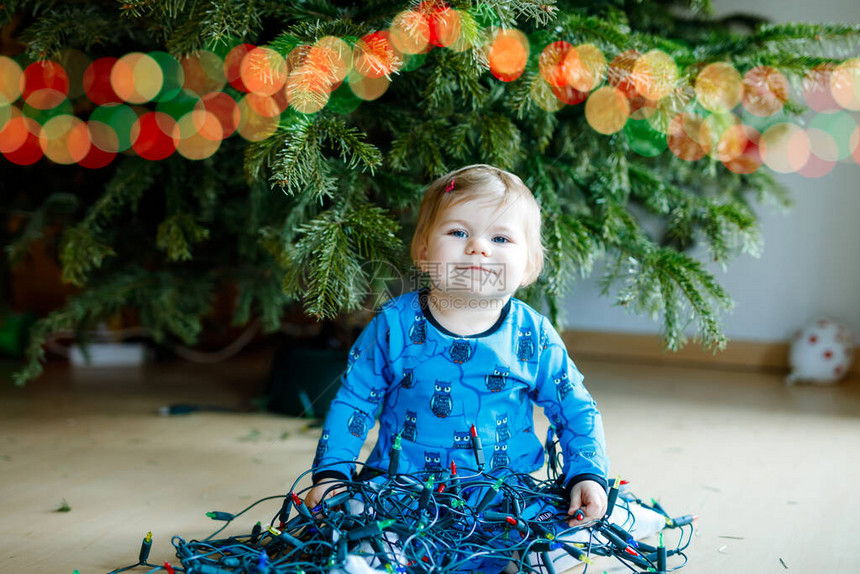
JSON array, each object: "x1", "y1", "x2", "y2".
[{"x1": 566, "y1": 480, "x2": 608, "y2": 527}]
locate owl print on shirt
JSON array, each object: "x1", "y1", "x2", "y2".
[
  {"x1": 399, "y1": 369, "x2": 415, "y2": 389},
  {"x1": 367, "y1": 387, "x2": 384, "y2": 405},
  {"x1": 430, "y1": 381, "x2": 453, "y2": 418},
  {"x1": 495, "y1": 413, "x2": 511, "y2": 442},
  {"x1": 491, "y1": 442, "x2": 510, "y2": 470},
  {"x1": 423, "y1": 451, "x2": 443, "y2": 477},
  {"x1": 554, "y1": 369, "x2": 575, "y2": 401},
  {"x1": 452, "y1": 430, "x2": 472, "y2": 450},
  {"x1": 409, "y1": 313, "x2": 426, "y2": 345},
  {"x1": 402, "y1": 410, "x2": 418, "y2": 442},
  {"x1": 346, "y1": 347, "x2": 361, "y2": 375},
  {"x1": 485, "y1": 365, "x2": 509, "y2": 392},
  {"x1": 516, "y1": 328, "x2": 535, "y2": 362},
  {"x1": 313, "y1": 429, "x2": 329, "y2": 468},
  {"x1": 448, "y1": 339, "x2": 472, "y2": 364},
  {"x1": 347, "y1": 409, "x2": 367, "y2": 437}
]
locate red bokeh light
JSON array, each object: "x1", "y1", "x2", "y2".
[
  {"x1": 131, "y1": 111, "x2": 178, "y2": 161},
  {"x1": 21, "y1": 61, "x2": 69, "y2": 110},
  {"x1": 83, "y1": 57, "x2": 122, "y2": 105},
  {"x1": 2, "y1": 116, "x2": 43, "y2": 165},
  {"x1": 224, "y1": 43, "x2": 256, "y2": 93},
  {"x1": 197, "y1": 92, "x2": 240, "y2": 139}
]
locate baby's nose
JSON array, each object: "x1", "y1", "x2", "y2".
[{"x1": 466, "y1": 237, "x2": 492, "y2": 256}]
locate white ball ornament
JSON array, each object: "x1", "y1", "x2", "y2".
[{"x1": 786, "y1": 319, "x2": 854, "y2": 385}]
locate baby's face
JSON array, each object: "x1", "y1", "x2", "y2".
[{"x1": 418, "y1": 197, "x2": 530, "y2": 299}]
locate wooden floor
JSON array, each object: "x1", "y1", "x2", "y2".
[{"x1": 2, "y1": 345, "x2": 859, "y2": 574}]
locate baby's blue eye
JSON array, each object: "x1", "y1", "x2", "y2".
[
  {"x1": 492, "y1": 236, "x2": 510, "y2": 244},
  {"x1": 449, "y1": 229, "x2": 467, "y2": 238}
]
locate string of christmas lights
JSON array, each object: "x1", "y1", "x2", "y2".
[{"x1": 2, "y1": 2, "x2": 859, "y2": 171}]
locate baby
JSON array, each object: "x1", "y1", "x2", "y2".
[{"x1": 305, "y1": 164, "x2": 608, "y2": 535}]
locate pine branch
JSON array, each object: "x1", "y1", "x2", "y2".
[
  {"x1": 267, "y1": 115, "x2": 335, "y2": 198},
  {"x1": 472, "y1": 0, "x2": 558, "y2": 28},
  {"x1": 19, "y1": 4, "x2": 119, "y2": 59},
  {"x1": 605, "y1": 244, "x2": 732, "y2": 351},
  {"x1": 389, "y1": 118, "x2": 453, "y2": 176},
  {"x1": 265, "y1": 114, "x2": 381, "y2": 198},
  {"x1": 470, "y1": 111, "x2": 524, "y2": 170},
  {"x1": 284, "y1": 202, "x2": 402, "y2": 318},
  {"x1": 755, "y1": 22, "x2": 860, "y2": 44},
  {"x1": 156, "y1": 213, "x2": 211, "y2": 261},
  {"x1": 13, "y1": 267, "x2": 214, "y2": 385},
  {"x1": 245, "y1": 127, "x2": 290, "y2": 184},
  {"x1": 318, "y1": 115, "x2": 384, "y2": 173},
  {"x1": 53, "y1": 159, "x2": 157, "y2": 286},
  {"x1": 197, "y1": 0, "x2": 263, "y2": 49},
  {"x1": 283, "y1": 18, "x2": 369, "y2": 41},
  {"x1": 58, "y1": 228, "x2": 117, "y2": 287},
  {"x1": 233, "y1": 268, "x2": 294, "y2": 332},
  {"x1": 6, "y1": 193, "x2": 78, "y2": 269},
  {"x1": 541, "y1": 211, "x2": 601, "y2": 298}
]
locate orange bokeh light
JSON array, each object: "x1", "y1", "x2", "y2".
[
  {"x1": 348, "y1": 71, "x2": 390, "y2": 101},
  {"x1": 718, "y1": 124, "x2": 762, "y2": 174},
  {"x1": 742, "y1": 66, "x2": 788, "y2": 117},
  {"x1": 632, "y1": 50, "x2": 677, "y2": 102},
  {"x1": 539, "y1": 41, "x2": 573, "y2": 88},
  {"x1": 39, "y1": 114, "x2": 91, "y2": 164},
  {"x1": 236, "y1": 96, "x2": 280, "y2": 142},
  {"x1": 0, "y1": 107, "x2": 28, "y2": 154},
  {"x1": 760, "y1": 122, "x2": 810, "y2": 174},
  {"x1": 285, "y1": 43, "x2": 342, "y2": 113},
  {"x1": 312, "y1": 37, "x2": 352, "y2": 84},
  {"x1": 564, "y1": 44, "x2": 606, "y2": 93},
  {"x1": 695, "y1": 62, "x2": 741, "y2": 112},
  {"x1": 608, "y1": 50, "x2": 641, "y2": 100},
  {"x1": 197, "y1": 92, "x2": 240, "y2": 139},
  {"x1": 354, "y1": 32, "x2": 401, "y2": 79},
  {"x1": 245, "y1": 91, "x2": 288, "y2": 118},
  {"x1": 1, "y1": 115, "x2": 42, "y2": 165},
  {"x1": 175, "y1": 110, "x2": 223, "y2": 160},
  {"x1": 0, "y1": 56, "x2": 23, "y2": 105},
  {"x1": 487, "y1": 28, "x2": 529, "y2": 83},
  {"x1": 585, "y1": 86, "x2": 630, "y2": 135},
  {"x1": 667, "y1": 112, "x2": 711, "y2": 162},
  {"x1": 241, "y1": 47, "x2": 287, "y2": 96},
  {"x1": 111, "y1": 53, "x2": 163, "y2": 104},
  {"x1": 830, "y1": 58, "x2": 860, "y2": 111},
  {"x1": 180, "y1": 50, "x2": 226, "y2": 96},
  {"x1": 426, "y1": 5, "x2": 462, "y2": 48},
  {"x1": 390, "y1": 9, "x2": 431, "y2": 55}
]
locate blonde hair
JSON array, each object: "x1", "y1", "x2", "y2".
[{"x1": 410, "y1": 164, "x2": 544, "y2": 287}]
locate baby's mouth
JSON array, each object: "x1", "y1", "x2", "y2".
[{"x1": 457, "y1": 265, "x2": 497, "y2": 275}]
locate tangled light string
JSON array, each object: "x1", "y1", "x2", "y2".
[
  {"x1": 106, "y1": 462, "x2": 696, "y2": 574},
  {"x1": 1, "y1": 1, "x2": 859, "y2": 174}
]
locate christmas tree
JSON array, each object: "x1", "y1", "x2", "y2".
[{"x1": 2, "y1": 0, "x2": 858, "y2": 385}]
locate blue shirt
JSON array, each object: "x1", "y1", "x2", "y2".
[{"x1": 312, "y1": 288, "x2": 608, "y2": 490}]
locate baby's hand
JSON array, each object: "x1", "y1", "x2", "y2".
[
  {"x1": 566, "y1": 480, "x2": 607, "y2": 527},
  {"x1": 303, "y1": 479, "x2": 346, "y2": 511}
]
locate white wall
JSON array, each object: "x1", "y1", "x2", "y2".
[{"x1": 563, "y1": 0, "x2": 860, "y2": 343}]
